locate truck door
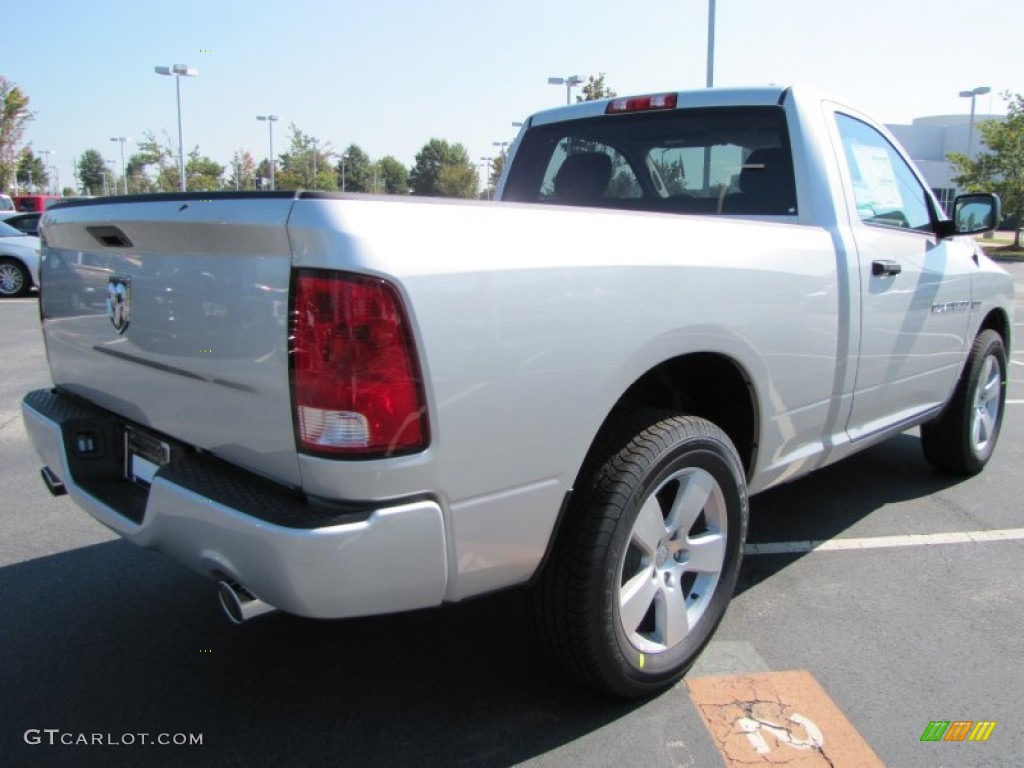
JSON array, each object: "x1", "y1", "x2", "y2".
[{"x1": 833, "y1": 112, "x2": 975, "y2": 440}]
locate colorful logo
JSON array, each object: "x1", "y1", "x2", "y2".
[{"x1": 920, "y1": 720, "x2": 996, "y2": 742}]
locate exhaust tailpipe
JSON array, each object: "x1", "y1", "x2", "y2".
[{"x1": 217, "y1": 580, "x2": 276, "y2": 624}]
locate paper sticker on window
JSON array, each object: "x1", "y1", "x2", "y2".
[{"x1": 850, "y1": 144, "x2": 902, "y2": 211}]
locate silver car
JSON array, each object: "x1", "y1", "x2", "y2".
[{"x1": 0, "y1": 220, "x2": 41, "y2": 297}]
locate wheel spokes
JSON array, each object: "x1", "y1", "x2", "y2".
[
  {"x1": 665, "y1": 470, "x2": 714, "y2": 538},
  {"x1": 657, "y1": 580, "x2": 690, "y2": 647},
  {"x1": 632, "y1": 496, "x2": 667, "y2": 555},
  {"x1": 684, "y1": 531, "x2": 727, "y2": 573},
  {"x1": 619, "y1": 567, "x2": 659, "y2": 635}
]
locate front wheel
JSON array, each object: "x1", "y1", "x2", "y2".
[
  {"x1": 921, "y1": 329, "x2": 1007, "y2": 475},
  {"x1": 0, "y1": 258, "x2": 31, "y2": 298},
  {"x1": 529, "y1": 413, "x2": 748, "y2": 698}
]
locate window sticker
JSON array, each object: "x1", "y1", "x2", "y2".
[{"x1": 849, "y1": 144, "x2": 902, "y2": 212}]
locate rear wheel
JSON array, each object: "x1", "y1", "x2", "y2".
[
  {"x1": 0, "y1": 258, "x2": 30, "y2": 298},
  {"x1": 529, "y1": 413, "x2": 747, "y2": 698},
  {"x1": 921, "y1": 329, "x2": 1007, "y2": 475}
]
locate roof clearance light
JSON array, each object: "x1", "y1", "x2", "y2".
[{"x1": 605, "y1": 93, "x2": 678, "y2": 114}]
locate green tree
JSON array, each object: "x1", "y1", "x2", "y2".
[
  {"x1": 133, "y1": 132, "x2": 178, "y2": 191},
  {"x1": 16, "y1": 148, "x2": 47, "y2": 192},
  {"x1": 125, "y1": 153, "x2": 156, "y2": 194},
  {"x1": 277, "y1": 125, "x2": 336, "y2": 190},
  {"x1": 577, "y1": 73, "x2": 617, "y2": 103},
  {"x1": 77, "y1": 149, "x2": 107, "y2": 195},
  {"x1": 227, "y1": 150, "x2": 257, "y2": 190},
  {"x1": 410, "y1": 139, "x2": 477, "y2": 198},
  {"x1": 950, "y1": 91, "x2": 1024, "y2": 247},
  {"x1": 338, "y1": 144, "x2": 373, "y2": 192},
  {"x1": 0, "y1": 76, "x2": 34, "y2": 193},
  {"x1": 487, "y1": 153, "x2": 505, "y2": 195},
  {"x1": 376, "y1": 155, "x2": 409, "y2": 194},
  {"x1": 254, "y1": 158, "x2": 272, "y2": 190},
  {"x1": 186, "y1": 149, "x2": 224, "y2": 191}
]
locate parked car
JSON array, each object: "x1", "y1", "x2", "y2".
[
  {"x1": 0, "y1": 211, "x2": 41, "y2": 236},
  {"x1": 0, "y1": 222, "x2": 39, "y2": 296},
  {"x1": 0, "y1": 194, "x2": 14, "y2": 212},
  {"x1": 0, "y1": 221, "x2": 40, "y2": 297}
]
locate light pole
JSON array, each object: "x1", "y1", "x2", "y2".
[
  {"x1": 492, "y1": 141, "x2": 508, "y2": 156},
  {"x1": 40, "y1": 149, "x2": 53, "y2": 194},
  {"x1": 341, "y1": 155, "x2": 349, "y2": 192},
  {"x1": 311, "y1": 138, "x2": 318, "y2": 189},
  {"x1": 154, "y1": 64, "x2": 199, "y2": 192},
  {"x1": 706, "y1": 0, "x2": 716, "y2": 87},
  {"x1": 256, "y1": 114, "x2": 278, "y2": 190},
  {"x1": 109, "y1": 138, "x2": 128, "y2": 195},
  {"x1": 959, "y1": 86, "x2": 991, "y2": 159},
  {"x1": 480, "y1": 156, "x2": 494, "y2": 199},
  {"x1": 548, "y1": 75, "x2": 583, "y2": 105}
]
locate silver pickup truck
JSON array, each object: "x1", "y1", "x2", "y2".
[{"x1": 22, "y1": 85, "x2": 1013, "y2": 697}]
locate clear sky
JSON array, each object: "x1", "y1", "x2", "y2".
[{"x1": 5, "y1": 0, "x2": 1021, "y2": 192}]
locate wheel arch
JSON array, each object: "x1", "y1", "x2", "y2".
[
  {"x1": 602, "y1": 352, "x2": 760, "y2": 479},
  {"x1": 977, "y1": 307, "x2": 1012, "y2": 356},
  {"x1": 531, "y1": 352, "x2": 759, "y2": 589}
]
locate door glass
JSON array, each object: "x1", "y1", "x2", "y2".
[{"x1": 835, "y1": 114, "x2": 933, "y2": 231}]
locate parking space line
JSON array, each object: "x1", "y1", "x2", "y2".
[{"x1": 745, "y1": 528, "x2": 1024, "y2": 555}]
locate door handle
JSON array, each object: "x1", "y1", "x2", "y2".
[{"x1": 872, "y1": 260, "x2": 902, "y2": 277}]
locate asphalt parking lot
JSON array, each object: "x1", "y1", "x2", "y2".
[{"x1": 1, "y1": 261, "x2": 1022, "y2": 767}]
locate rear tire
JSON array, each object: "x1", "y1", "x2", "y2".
[
  {"x1": 529, "y1": 412, "x2": 747, "y2": 698},
  {"x1": 0, "y1": 258, "x2": 30, "y2": 298},
  {"x1": 921, "y1": 329, "x2": 1007, "y2": 475}
]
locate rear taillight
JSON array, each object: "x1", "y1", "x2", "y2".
[{"x1": 290, "y1": 271, "x2": 428, "y2": 457}]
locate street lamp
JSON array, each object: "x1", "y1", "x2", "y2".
[
  {"x1": 256, "y1": 114, "x2": 278, "y2": 190},
  {"x1": 109, "y1": 138, "x2": 129, "y2": 195},
  {"x1": 548, "y1": 75, "x2": 583, "y2": 105},
  {"x1": 104, "y1": 160, "x2": 116, "y2": 196},
  {"x1": 959, "y1": 86, "x2": 991, "y2": 159},
  {"x1": 341, "y1": 154, "x2": 349, "y2": 192},
  {"x1": 480, "y1": 156, "x2": 494, "y2": 200},
  {"x1": 707, "y1": 0, "x2": 716, "y2": 87},
  {"x1": 40, "y1": 149, "x2": 53, "y2": 194},
  {"x1": 154, "y1": 63, "x2": 199, "y2": 192},
  {"x1": 311, "y1": 138, "x2": 319, "y2": 189},
  {"x1": 492, "y1": 141, "x2": 509, "y2": 156}
]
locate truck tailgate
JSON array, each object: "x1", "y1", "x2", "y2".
[{"x1": 38, "y1": 195, "x2": 301, "y2": 486}]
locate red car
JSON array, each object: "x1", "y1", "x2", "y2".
[{"x1": 13, "y1": 195, "x2": 61, "y2": 212}]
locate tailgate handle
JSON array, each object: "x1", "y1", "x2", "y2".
[
  {"x1": 87, "y1": 226, "x2": 133, "y2": 248},
  {"x1": 871, "y1": 260, "x2": 901, "y2": 277}
]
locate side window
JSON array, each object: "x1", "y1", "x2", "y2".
[
  {"x1": 835, "y1": 114, "x2": 933, "y2": 231},
  {"x1": 538, "y1": 140, "x2": 640, "y2": 203}
]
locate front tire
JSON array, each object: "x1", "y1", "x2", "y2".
[
  {"x1": 921, "y1": 329, "x2": 1007, "y2": 475},
  {"x1": 0, "y1": 258, "x2": 30, "y2": 298},
  {"x1": 529, "y1": 413, "x2": 747, "y2": 698}
]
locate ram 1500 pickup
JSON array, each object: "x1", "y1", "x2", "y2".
[{"x1": 23, "y1": 85, "x2": 1012, "y2": 697}]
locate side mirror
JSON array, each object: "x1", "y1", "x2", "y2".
[{"x1": 952, "y1": 193, "x2": 1001, "y2": 235}]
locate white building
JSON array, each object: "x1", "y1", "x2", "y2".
[{"x1": 886, "y1": 114, "x2": 1006, "y2": 213}]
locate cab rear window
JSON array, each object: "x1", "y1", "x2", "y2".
[{"x1": 503, "y1": 107, "x2": 796, "y2": 216}]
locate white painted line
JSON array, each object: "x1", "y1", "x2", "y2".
[
  {"x1": 744, "y1": 528, "x2": 1024, "y2": 555},
  {"x1": 1007, "y1": 399, "x2": 1024, "y2": 405}
]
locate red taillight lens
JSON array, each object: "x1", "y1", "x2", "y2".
[
  {"x1": 605, "y1": 93, "x2": 678, "y2": 114},
  {"x1": 290, "y1": 271, "x2": 428, "y2": 457}
]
